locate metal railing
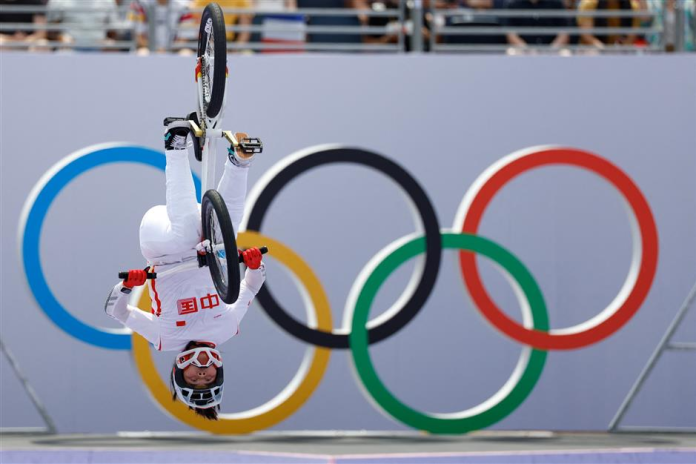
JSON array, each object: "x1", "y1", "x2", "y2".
[
  {"x1": 0, "y1": 4, "x2": 136, "y2": 51},
  {"x1": 427, "y1": 6, "x2": 674, "y2": 54},
  {"x1": 0, "y1": 1, "x2": 693, "y2": 54},
  {"x1": 169, "y1": 7, "x2": 404, "y2": 53},
  {"x1": 172, "y1": 8, "x2": 405, "y2": 53}
]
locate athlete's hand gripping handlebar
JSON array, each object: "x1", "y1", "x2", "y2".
[
  {"x1": 239, "y1": 246, "x2": 268, "y2": 263},
  {"x1": 118, "y1": 270, "x2": 157, "y2": 280}
]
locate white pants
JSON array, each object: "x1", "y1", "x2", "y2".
[{"x1": 139, "y1": 149, "x2": 248, "y2": 264}]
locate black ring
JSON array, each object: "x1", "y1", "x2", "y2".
[{"x1": 246, "y1": 147, "x2": 441, "y2": 348}]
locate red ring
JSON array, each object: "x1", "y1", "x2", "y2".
[{"x1": 459, "y1": 147, "x2": 658, "y2": 350}]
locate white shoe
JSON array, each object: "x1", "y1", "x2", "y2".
[{"x1": 163, "y1": 117, "x2": 192, "y2": 151}]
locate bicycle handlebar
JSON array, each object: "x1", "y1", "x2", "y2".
[
  {"x1": 118, "y1": 271, "x2": 157, "y2": 279},
  {"x1": 118, "y1": 246, "x2": 268, "y2": 280}
]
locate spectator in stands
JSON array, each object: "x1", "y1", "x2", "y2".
[
  {"x1": 0, "y1": 0, "x2": 47, "y2": 50},
  {"x1": 108, "y1": 0, "x2": 137, "y2": 51},
  {"x1": 358, "y1": 0, "x2": 450, "y2": 51},
  {"x1": 357, "y1": 0, "x2": 400, "y2": 46},
  {"x1": 646, "y1": 0, "x2": 694, "y2": 51},
  {"x1": 561, "y1": 0, "x2": 581, "y2": 44},
  {"x1": 129, "y1": 0, "x2": 191, "y2": 54},
  {"x1": 186, "y1": 0, "x2": 252, "y2": 49},
  {"x1": 443, "y1": 0, "x2": 507, "y2": 47},
  {"x1": 577, "y1": 0, "x2": 641, "y2": 48},
  {"x1": 46, "y1": 0, "x2": 121, "y2": 50},
  {"x1": 300, "y1": 0, "x2": 363, "y2": 48},
  {"x1": 505, "y1": 0, "x2": 570, "y2": 51},
  {"x1": 253, "y1": 0, "x2": 296, "y2": 11},
  {"x1": 460, "y1": 0, "x2": 505, "y2": 7},
  {"x1": 249, "y1": 0, "x2": 304, "y2": 52}
]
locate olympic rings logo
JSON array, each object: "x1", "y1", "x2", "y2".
[
  {"x1": 19, "y1": 144, "x2": 200, "y2": 350},
  {"x1": 20, "y1": 143, "x2": 658, "y2": 434}
]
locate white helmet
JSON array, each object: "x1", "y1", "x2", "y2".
[{"x1": 171, "y1": 346, "x2": 224, "y2": 409}]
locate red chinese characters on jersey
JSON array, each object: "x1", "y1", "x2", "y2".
[
  {"x1": 176, "y1": 294, "x2": 220, "y2": 315},
  {"x1": 177, "y1": 297, "x2": 198, "y2": 315},
  {"x1": 200, "y1": 293, "x2": 220, "y2": 310}
]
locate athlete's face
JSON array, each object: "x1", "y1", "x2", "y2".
[{"x1": 182, "y1": 350, "x2": 218, "y2": 387}]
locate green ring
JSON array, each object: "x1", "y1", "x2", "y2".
[{"x1": 349, "y1": 232, "x2": 549, "y2": 434}]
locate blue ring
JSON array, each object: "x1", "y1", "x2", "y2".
[{"x1": 22, "y1": 145, "x2": 201, "y2": 350}]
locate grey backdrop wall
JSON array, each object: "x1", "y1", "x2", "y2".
[{"x1": 1, "y1": 53, "x2": 695, "y2": 434}]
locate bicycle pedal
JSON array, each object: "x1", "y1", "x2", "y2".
[
  {"x1": 239, "y1": 138, "x2": 263, "y2": 155},
  {"x1": 163, "y1": 116, "x2": 188, "y2": 126}
]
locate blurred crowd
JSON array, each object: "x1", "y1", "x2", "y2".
[
  {"x1": 361, "y1": 0, "x2": 695, "y2": 52},
  {"x1": 0, "y1": 0, "x2": 694, "y2": 53}
]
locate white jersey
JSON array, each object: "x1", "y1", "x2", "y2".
[
  {"x1": 107, "y1": 266, "x2": 257, "y2": 352},
  {"x1": 106, "y1": 148, "x2": 262, "y2": 352}
]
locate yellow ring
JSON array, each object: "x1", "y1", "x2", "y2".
[{"x1": 131, "y1": 231, "x2": 333, "y2": 434}]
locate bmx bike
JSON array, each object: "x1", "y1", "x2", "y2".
[{"x1": 120, "y1": 3, "x2": 265, "y2": 304}]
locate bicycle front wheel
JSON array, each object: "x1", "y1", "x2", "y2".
[
  {"x1": 197, "y1": 3, "x2": 227, "y2": 120},
  {"x1": 201, "y1": 189, "x2": 239, "y2": 304}
]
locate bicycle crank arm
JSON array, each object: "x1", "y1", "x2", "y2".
[
  {"x1": 188, "y1": 119, "x2": 204, "y2": 137},
  {"x1": 223, "y1": 130, "x2": 238, "y2": 146}
]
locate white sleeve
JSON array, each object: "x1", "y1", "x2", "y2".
[
  {"x1": 227, "y1": 280, "x2": 257, "y2": 331},
  {"x1": 125, "y1": 308, "x2": 160, "y2": 347},
  {"x1": 216, "y1": 162, "x2": 248, "y2": 238},
  {"x1": 104, "y1": 283, "x2": 160, "y2": 346},
  {"x1": 227, "y1": 265, "x2": 266, "y2": 332}
]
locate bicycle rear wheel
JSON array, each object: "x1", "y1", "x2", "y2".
[
  {"x1": 197, "y1": 3, "x2": 227, "y2": 120},
  {"x1": 201, "y1": 189, "x2": 240, "y2": 304}
]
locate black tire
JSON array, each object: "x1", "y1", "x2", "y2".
[
  {"x1": 187, "y1": 111, "x2": 203, "y2": 162},
  {"x1": 197, "y1": 3, "x2": 227, "y2": 120},
  {"x1": 201, "y1": 189, "x2": 239, "y2": 304}
]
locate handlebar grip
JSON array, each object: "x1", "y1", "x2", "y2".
[
  {"x1": 118, "y1": 272, "x2": 157, "y2": 280},
  {"x1": 238, "y1": 246, "x2": 268, "y2": 263}
]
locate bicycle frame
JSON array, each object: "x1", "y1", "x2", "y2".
[
  {"x1": 153, "y1": 259, "x2": 200, "y2": 279},
  {"x1": 151, "y1": 55, "x2": 229, "y2": 278},
  {"x1": 149, "y1": 241, "x2": 219, "y2": 278},
  {"x1": 194, "y1": 54, "x2": 228, "y2": 194}
]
